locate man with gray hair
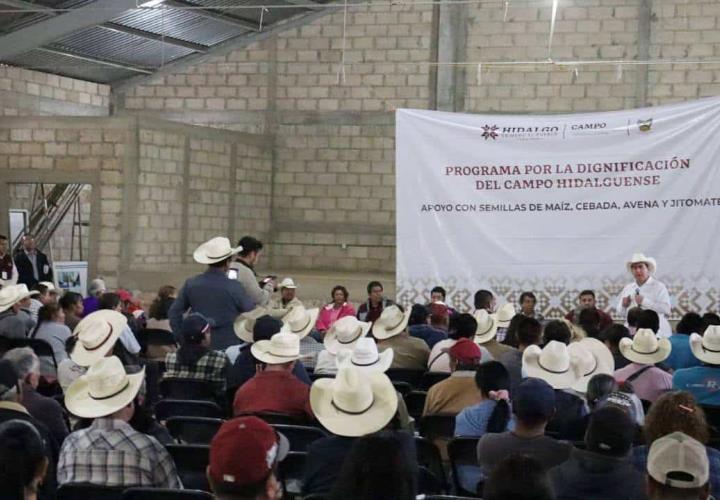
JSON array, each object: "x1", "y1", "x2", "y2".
[
  {"x1": 3, "y1": 347, "x2": 68, "y2": 444},
  {"x1": 83, "y1": 277, "x2": 106, "y2": 317}
]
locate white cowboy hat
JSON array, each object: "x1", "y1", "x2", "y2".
[
  {"x1": 474, "y1": 310, "x2": 498, "y2": 344},
  {"x1": 493, "y1": 303, "x2": 516, "y2": 328},
  {"x1": 0, "y1": 286, "x2": 25, "y2": 313},
  {"x1": 372, "y1": 305, "x2": 410, "y2": 340},
  {"x1": 65, "y1": 356, "x2": 145, "y2": 419},
  {"x1": 71, "y1": 310, "x2": 128, "y2": 367},
  {"x1": 522, "y1": 340, "x2": 585, "y2": 390},
  {"x1": 279, "y1": 278, "x2": 297, "y2": 289},
  {"x1": 619, "y1": 328, "x2": 671, "y2": 364},
  {"x1": 14, "y1": 284, "x2": 40, "y2": 301},
  {"x1": 337, "y1": 337, "x2": 393, "y2": 373},
  {"x1": 310, "y1": 366, "x2": 398, "y2": 437},
  {"x1": 626, "y1": 252, "x2": 657, "y2": 274},
  {"x1": 280, "y1": 306, "x2": 319, "y2": 339},
  {"x1": 193, "y1": 236, "x2": 242, "y2": 265},
  {"x1": 567, "y1": 337, "x2": 615, "y2": 393},
  {"x1": 234, "y1": 307, "x2": 272, "y2": 343},
  {"x1": 324, "y1": 316, "x2": 371, "y2": 355},
  {"x1": 251, "y1": 332, "x2": 300, "y2": 364},
  {"x1": 39, "y1": 281, "x2": 57, "y2": 292},
  {"x1": 690, "y1": 327, "x2": 720, "y2": 365}
]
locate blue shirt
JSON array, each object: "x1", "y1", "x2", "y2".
[
  {"x1": 666, "y1": 334, "x2": 702, "y2": 371},
  {"x1": 673, "y1": 366, "x2": 720, "y2": 405},
  {"x1": 631, "y1": 444, "x2": 720, "y2": 494},
  {"x1": 454, "y1": 400, "x2": 514, "y2": 493},
  {"x1": 169, "y1": 268, "x2": 254, "y2": 351},
  {"x1": 409, "y1": 324, "x2": 448, "y2": 349}
]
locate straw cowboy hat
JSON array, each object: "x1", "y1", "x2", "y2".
[
  {"x1": 279, "y1": 278, "x2": 297, "y2": 289},
  {"x1": 619, "y1": 328, "x2": 671, "y2": 365},
  {"x1": 280, "y1": 306, "x2": 319, "y2": 339},
  {"x1": 324, "y1": 316, "x2": 371, "y2": 355},
  {"x1": 251, "y1": 332, "x2": 301, "y2": 365},
  {"x1": 193, "y1": 236, "x2": 242, "y2": 265},
  {"x1": 474, "y1": 310, "x2": 498, "y2": 344},
  {"x1": 372, "y1": 305, "x2": 411, "y2": 340},
  {"x1": 690, "y1": 326, "x2": 720, "y2": 365},
  {"x1": 567, "y1": 337, "x2": 615, "y2": 393},
  {"x1": 15, "y1": 283, "x2": 40, "y2": 301},
  {"x1": 71, "y1": 310, "x2": 128, "y2": 367},
  {"x1": 493, "y1": 303, "x2": 516, "y2": 328},
  {"x1": 234, "y1": 307, "x2": 288, "y2": 343},
  {"x1": 310, "y1": 366, "x2": 398, "y2": 437},
  {"x1": 337, "y1": 337, "x2": 393, "y2": 373},
  {"x1": 626, "y1": 252, "x2": 657, "y2": 274},
  {"x1": 0, "y1": 285, "x2": 26, "y2": 313},
  {"x1": 522, "y1": 340, "x2": 585, "y2": 390},
  {"x1": 65, "y1": 356, "x2": 145, "y2": 419}
]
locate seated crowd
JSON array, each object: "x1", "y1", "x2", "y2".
[{"x1": 1, "y1": 238, "x2": 720, "y2": 500}]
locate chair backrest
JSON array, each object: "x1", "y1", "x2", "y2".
[
  {"x1": 278, "y1": 451, "x2": 307, "y2": 496},
  {"x1": 420, "y1": 371, "x2": 451, "y2": 391},
  {"x1": 392, "y1": 381, "x2": 413, "y2": 397},
  {"x1": 57, "y1": 483, "x2": 124, "y2": 500},
  {"x1": 415, "y1": 436, "x2": 448, "y2": 490},
  {"x1": 404, "y1": 390, "x2": 428, "y2": 421},
  {"x1": 160, "y1": 378, "x2": 217, "y2": 402},
  {"x1": 122, "y1": 488, "x2": 213, "y2": 500},
  {"x1": 139, "y1": 328, "x2": 177, "y2": 353},
  {"x1": 385, "y1": 368, "x2": 425, "y2": 387},
  {"x1": 165, "y1": 416, "x2": 224, "y2": 444},
  {"x1": 423, "y1": 496, "x2": 480, "y2": 500},
  {"x1": 10, "y1": 337, "x2": 57, "y2": 369},
  {"x1": 166, "y1": 444, "x2": 211, "y2": 492},
  {"x1": 447, "y1": 437, "x2": 480, "y2": 496},
  {"x1": 155, "y1": 399, "x2": 224, "y2": 421},
  {"x1": 249, "y1": 411, "x2": 311, "y2": 426},
  {"x1": 272, "y1": 424, "x2": 328, "y2": 452},
  {"x1": 419, "y1": 414, "x2": 456, "y2": 441}
]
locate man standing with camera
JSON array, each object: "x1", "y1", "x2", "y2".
[{"x1": 229, "y1": 236, "x2": 276, "y2": 308}]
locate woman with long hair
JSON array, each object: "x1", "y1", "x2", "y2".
[
  {"x1": 147, "y1": 285, "x2": 176, "y2": 331},
  {"x1": 31, "y1": 303, "x2": 71, "y2": 378}
]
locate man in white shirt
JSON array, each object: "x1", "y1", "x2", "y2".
[{"x1": 615, "y1": 253, "x2": 672, "y2": 338}]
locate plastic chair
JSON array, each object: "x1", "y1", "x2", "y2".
[
  {"x1": 392, "y1": 380, "x2": 413, "y2": 397},
  {"x1": 155, "y1": 399, "x2": 224, "y2": 421},
  {"x1": 139, "y1": 328, "x2": 177, "y2": 354},
  {"x1": 160, "y1": 378, "x2": 218, "y2": 402},
  {"x1": 122, "y1": 488, "x2": 213, "y2": 500},
  {"x1": 57, "y1": 483, "x2": 124, "y2": 500},
  {"x1": 10, "y1": 337, "x2": 58, "y2": 371},
  {"x1": 165, "y1": 416, "x2": 224, "y2": 444},
  {"x1": 249, "y1": 411, "x2": 311, "y2": 426},
  {"x1": 415, "y1": 436, "x2": 448, "y2": 491},
  {"x1": 419, "y1": 414, "x2": 456, "y2": 441},
  {"x1": 272, "y1": 424, "x2": 328, "y2": 451},
  {"x1": 404, "y1": 390, "x2": 428, "y2": 421},
  {"x1": 385, "y1": 368, "x2": 425, "y2": 387},
  {"x1": 420, "y1": 371, "x2": 451, "y2": 391},
  {"x1": 447, "y1": 437, "x2": 481, "y2": 497},
  {"x1": 278, "y1": 451, "x2": 307, "y2": 496},
  {"x1": 166, "y1": 444, "x2": 211, "y2": 492}
]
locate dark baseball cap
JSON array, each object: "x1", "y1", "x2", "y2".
[
  {"x1": 586, "y1": 405, "x2": 635, "y2": 456},
  {"x1": 253, "y1": 315, "x2": 283, "y2": 342},
  {"x1": 513, "y1": 378, "x2": 555, "y2": 422},
  {"x1": 180, "y1": 312, "x2": 215, "y2": 342}
]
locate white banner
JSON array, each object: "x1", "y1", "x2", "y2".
[{"x1": 396, "y1": 98, "x2": 720, "y2": 318}]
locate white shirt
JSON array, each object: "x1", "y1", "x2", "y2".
[
  {"x1": 615, "y1": 276, "x2": 672, "y2": 338},
  {"x1": 119, "y1": 325, "x2": 141, "y2": 354}
]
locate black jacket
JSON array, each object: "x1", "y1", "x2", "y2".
[{"x1": 14, "y1": 250, "x2": 53, "y2": 289}]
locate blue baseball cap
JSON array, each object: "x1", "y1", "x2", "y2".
[
  {"x1": 181, "y1": 313, "x2": 215, "y2": 342},
  {"x1": 513, "y1": 377, "x2": 556, "y2": 421}
]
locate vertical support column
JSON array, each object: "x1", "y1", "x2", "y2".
[
  {"x1": 266, "y1": 37, "x2": 280, "y2": 267},
  {"x1": 435, "y1": 2, "x2": 468, "y2": 111},
  {"x1": 119, "y1": 118, "x2": 140, "y2": 283},
  {"x1": 228, "y1": 142, "x2": 238, "y2": 240},
  {"x1": 635, "y1": 0, "x2": 652, "y2": 107},
  {"x1": 180, "y1": 135, "x2": 191, "y2": 264}
]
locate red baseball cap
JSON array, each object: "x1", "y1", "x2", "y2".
[
  {"x1": 209, "y1": 416, "x2": 289, "y2": 487},
  {"x1": 447, "y1": 338, "x2": 482, "y2": 365}
]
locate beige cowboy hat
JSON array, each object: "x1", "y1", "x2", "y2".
[
  {"x1": 280, "y1": 306, "x2": 319, "y2": 339},
  {"x1": 619, "y1": 328, "x2": 671, "y2": 364},
  {"x1": 493, "y1": 303, "x2": 516, "y2": 328},
  {"x1": 251, "y1": 332, "x2": 300, "y2": 364},
  {"x1": 372, "y1": 305, "x2": 411, "y2": 340},
  {"x1": 65, "y1": 356, "x2": 145, "y2": 419},
  {"x1": 567, "y1": 337, "x2": 615, "y2": 393},
  {"x1": 193, "y1": 236, "x2": 242, "y2": 265},
  {"x1": 71, "y1": 310, "x2": 127, "y2": 367},
  {"x1": 337, "y1": 337, "x2": 393, "y2": 373},
  {"x1": 39, "y1": 281, "x2": 57, "y2": 292},
  {"x1": 15, "y1": 284, "x2": 40, "y2": 301},
  {"x1": 522, "y1": 340, "x2": 585, "y2": 390},
  {"x1": 626, "y1": 252, "x2": 657, "y2": 274},
  {"x1": 474, "y1": 309, "x2": 498, "y2": 344},
  {"x1": 0, "y1": 285, "x2": 25, "y2": 313},
  {"x1": 234, "y1": 307, "x2": 272, "y2": 343},
  {"x1": 310, "y1": 366, "x2": 398, "y2": 437},
  {"x1": 324, "y1": 316, "x2": 371, "y2": 355},
  {"x1": 279, "y1": 278, "x2": 297, "y2": 289},
  {"x1": 690, "y1": 326, "x2": 720, "y2": 365}
]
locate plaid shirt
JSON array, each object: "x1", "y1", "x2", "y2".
[
  {"x1": 164, "y1": 349, "x2": 229, "y2": 391},
  {"x1": 58, "y1": 418, "x2": 181, "y2": 488},
  {"x1": 299, "y1": 335, "x2": 325, "y2": 369}
]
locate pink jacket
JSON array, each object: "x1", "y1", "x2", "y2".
[{"x1": 315, "y1": 303, "x2": 357, "y2": 332}]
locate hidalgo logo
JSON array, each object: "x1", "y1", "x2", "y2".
[
  {"x1": 481, "y1": 125, "x2": 499, "y2": 140},
  {"x1": 637, "y1": 118, "x2": 653, "y2": 132}
]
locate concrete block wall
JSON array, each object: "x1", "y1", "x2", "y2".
[{"x1": 0, "y1": 66, "x2": 110, "y2": 116}]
